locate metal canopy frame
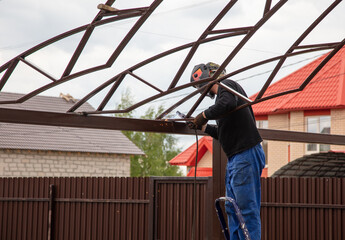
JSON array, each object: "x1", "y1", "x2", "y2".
[
  {"x1": 1, "y1": 3, "x2": 345, "y2": 239},
  {"x1": 0, "y1": 0, "x2": 344, "y2": 146},
  {"x1": 1, "y1": 107, "x2": 345, "y2": 145}
]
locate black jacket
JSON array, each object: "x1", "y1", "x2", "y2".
[{"x1": 204, "y1": 79, "x2": 262, "y2": 158}]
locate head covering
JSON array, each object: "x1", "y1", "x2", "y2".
[{"x1": 190, "y1": 62, "x2": 226, "y2": 98}]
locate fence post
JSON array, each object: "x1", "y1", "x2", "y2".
[
  {"x1": 148, "y1": 177, "x2": 155, "y2": 239},
  {"x1": 212, "y1": 139, "x2": 227, "y2": 239},
  {"x1": 48, "y1": 184, "x2": 55, "y2": 240}
]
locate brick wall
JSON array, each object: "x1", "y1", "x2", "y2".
[
  {"x1": 186, "y1": 151, "x2": 212, "y2": 173},
  {"x1": 289, "y1": 111, "x2": 305, "y2": 162},
  {"x1": 265, "y1": 109, "x2": 345, "y2": 176},
  {"x1": 267, "y1": 114, "x2": 289, "y2": 176},
  {"x1": 331, "y1": 109, "x2": 345, "y2": 151},
  {"x1": 197, "y1": 151, "x2": 212, "y2": 168},
  {"x1": 0, "y1": 149, "x2": 131, "y2": 177}
]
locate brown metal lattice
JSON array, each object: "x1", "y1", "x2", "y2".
[{"x1": 0, "y1": 0, "x2": 344, "y2": 124}]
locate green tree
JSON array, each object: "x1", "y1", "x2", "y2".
[{"x1": 115, "y1": 89, "x2": 182, "y2": 177}]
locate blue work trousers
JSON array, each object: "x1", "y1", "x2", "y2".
[{"x1": 225, "y1": 144, "x2": 265, "y2": 240}]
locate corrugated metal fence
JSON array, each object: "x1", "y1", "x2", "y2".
[
  {"x1": 261, "y1": 177, "x2": 345, "y2": 240},
  {"x1": 1, "y1": 177, "x2": 345, "y2": 239},
  {"x1": 0, "y1": 177, "x2": 210, "y2": 240},
  {"x1": 154, "y1": 178, "x2": 211, "y2": 240},
  {"x1": 0, "y1": 177, "x2": 153, "y2": 240}
]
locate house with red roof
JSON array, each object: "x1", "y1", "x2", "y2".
[
  {"x1": 169, "y1": 135, "x2": 268, "y2": 177},
  {"x1": 169, "y1": 136, "x2": 213, "y2": 177},
  {"x1": 251, "y1": 46, "x2": 345, "y2": 176},
  {"x1": 170, "y1": 47, "x2": 345, "y2": 178}
]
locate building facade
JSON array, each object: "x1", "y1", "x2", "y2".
[
  {"x1": 256, "y1": 109, "x2": 345, "y2": 176},
  {"x1": 252, "y1": 47, "x2": 345, "y2": 176},
  {"x1": 169, "y1": 136, "x2": 213, "y2": 177},
  {"x1": 0, "y1": 92, "x2": 143, "y2": 177},
  {"x1": 0, "y1": 149, "x2": 131, "y2": 177}
]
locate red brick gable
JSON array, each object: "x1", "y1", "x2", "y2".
[{"x1": 251, "y1": 47, "x2": 345, "y2": 115}]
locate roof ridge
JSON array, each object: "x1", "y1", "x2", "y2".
[
  {"x1": 250, "y1": 53, "x2": 326, "y2": 99},
  {"x1": 275, "y1": 52, "x2": 342, "y2": 111},
  {"x1": 251, "y1": 46, "x2": 345, "y2": 114},
  {"x1": 337, "y1": 49, "x2": 345, "y2": 106},
  {"x1": 0, "y1": 91, "x2": 95, "y2": 112},
  {"x1": 255, "y1": 56, "x2": 323, "y2": 112},
  {"x1": 0, "y1": 91, "x2": 73, "y2": 100}
]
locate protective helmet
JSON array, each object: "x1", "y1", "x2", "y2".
[{"x1": 190, "y1": 62, "x2": 225, "y2": 98}]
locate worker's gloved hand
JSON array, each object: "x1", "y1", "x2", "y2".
[
  {"x1": 187, "y1": 122, "x2": 200, "y2": 130},
  {"x1": 188, "y1": 112, "x2": 208, "y2": 130}
]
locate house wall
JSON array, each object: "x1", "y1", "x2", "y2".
[
  {"x1": 186, "y1": 150, "x2": 213, "y2": 174},
  {"x1": 267, "y1": 114, "x2": 289, "y2": 176},
  {"x1": 197, "y1": 151, "x2": 212, "y2": 168},
  {"x1": 331, "y1": 109, "x2": 345, "y2": 151},
  {"x1": 265, "y1": 109, "x2": 345, "y2": 176},
  {"x1": 186, "y1": 150, "x2": 212, "y2": 173},
  {"x1": 0, "y1": 149, "x2": 131, "y2": 177},
  {"x1": 289, "y1": 111, "x2": 305, "y2": 163}
]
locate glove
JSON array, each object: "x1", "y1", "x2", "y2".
[
  {"x1": 187, "y1": 121, "x2": 199, "y2": 130},
  {"x1": 188, "y1": 112, "x2": 208, "y2": 130},
  {"x1": 194, "y1": 112, "x2": 208, "y2": 126}
]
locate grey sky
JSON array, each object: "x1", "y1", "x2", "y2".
[{"x1": 1, "y1": 0, "x2": 344, "y2": 149}]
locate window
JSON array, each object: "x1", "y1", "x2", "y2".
[
  {"x1": 256, "y1": 120, "x2": 268, "y2": 165},
  {"x1": 305, "y1": 116, "x2": 331, "y2": 153},
  {"x1": 256, "y1": 120, "x2": 268, "y2": 129}
]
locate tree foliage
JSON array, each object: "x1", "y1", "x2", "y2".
[{"x1": 115, "y1": 89, "x2": 182, "y2": 177}]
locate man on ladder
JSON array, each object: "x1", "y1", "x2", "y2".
[{"x1": 189, "y1": 62, "x2": 265, "y2": 240}]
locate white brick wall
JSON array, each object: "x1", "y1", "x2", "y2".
[
  {"x1": 267, "y1": 114, "x2": 289, "y2": 176},
  {"x1": 265, "y1": 109, "x2": 345, "y2": 176},
  {"x1": 331, "y1": 109, "x2": 345, "y2": 151},
  {"x1": 0, "y1": 149, "x2": 131, "y2": 177},
  {"x1": 197, "y1": 151, "x2": 212, "y2": 168},
  {"x1": 289, "y1": 111, "x2": 305, "y2": 162}
]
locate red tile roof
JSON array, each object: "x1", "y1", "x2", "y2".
[
  {"x1": 169, "y1": 136, "x2": 213, "y2": 166},
  {"x1": 251, "y1": 47, "x2": 345, "y2": 115},
  {"x1": 187, "y1": 166, "x2": 266, "y2": 177},
  {"x1": 261, "y1": 168, "x2": 268, "y2": 178},
  {"x1": 187, "y1": 167, "x2": 212, "y2": 177},
  {"x1": 171, "y1": 136, "x2": 268, "y2": 178}
]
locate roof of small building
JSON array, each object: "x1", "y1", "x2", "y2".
[
  {"x1": 169, "y1": 136, "x2": 213, "y2": 166},
  {"x1": 272, "y1": 151, "x2": 345, "y2": 178},
  {"x1": 0, "y1": 92, "x2": 143, "y2": 155},
  {"x1": 251, "y1": 47, "x2": 345, "y2": 116}
]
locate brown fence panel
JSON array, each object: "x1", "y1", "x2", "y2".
[
  {"x1": 0, "y1": 177, "x2": 50, "y2": 240},
  {"x1": 261, "y1": 177, "x2": 345, "y2": 240},
  {"x1": 0, "y1": 177, "x2": 152, "y2": 240},
  {"x1": 0, "y1": 177, "x2": 211, "y2": 240},
  {"x1": 53, "y1": 177, "x2": 151, "y2": 240},
  {"x1": 1, "y1": 176, "x2": 345, "y2": 239},
  {"x1": 153, "y1": 177, "x2": 211, "y2": 240}
]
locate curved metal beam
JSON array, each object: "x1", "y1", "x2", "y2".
[{"x1": 0, "y1": 0, "x2": 343, "y2": 125}]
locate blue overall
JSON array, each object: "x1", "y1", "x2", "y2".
[{"x1": 225, "y1": 143, "x2": 265, "y2": 240}]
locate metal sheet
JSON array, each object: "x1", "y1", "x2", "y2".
[{"x1": 1, "y1": 177, "x2": 345, "y2": 239}]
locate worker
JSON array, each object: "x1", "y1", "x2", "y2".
[{"x1": 189, "y1": 62, "x2": 265, "y2": 240}]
